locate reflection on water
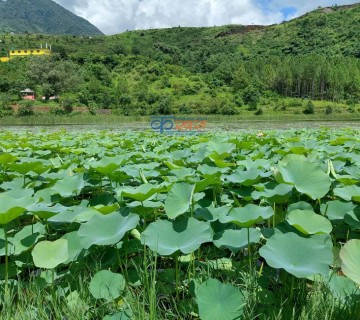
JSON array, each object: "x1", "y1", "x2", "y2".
[{"x1": 1, "y1": 121, "x2": 360, "y2": 132}]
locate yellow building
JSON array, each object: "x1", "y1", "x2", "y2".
[
  {"x1": 0, "y1": 47, "x2": 51, "y2": 62},
  {"x1": 9, "y1": 48, "x2": 51, "y2": 57}
]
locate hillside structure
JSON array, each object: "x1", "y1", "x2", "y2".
[{"x1": 0, "y1": 45, "x2": 51, "y2": 62}]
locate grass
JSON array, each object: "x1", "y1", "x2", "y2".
[
  {"x1": 0, "y1": 113, "x2": 359, "y2": 127},
  {"x1": 0, "y1": 254, "x2": 359, "y2": 320}
]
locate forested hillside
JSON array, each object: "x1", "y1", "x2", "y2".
[
  {"x1": 1, "y1": 3, "x2": 360, "y2": 116},
  {"x1": 0, "y1": 0, "x2": 103, "y2": 35}
]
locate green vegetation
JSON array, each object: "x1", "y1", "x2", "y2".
[
  {"x1": 0, "y1": 128, "x2": 359, "y2": 319},
  {"x1": 0, "y1": 0, "x2": 103, "y2": 35},
  {"x1": 1, "y1": 4, "x2": 360, "y2": 118}
]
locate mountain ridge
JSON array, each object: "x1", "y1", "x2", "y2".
[{"x1": 0, "y1": 0, "x2": 103, "y2": 35}]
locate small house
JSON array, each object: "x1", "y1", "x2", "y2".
[{"x1": 20, "y1": 88, "x2": 35, "y2": 100}]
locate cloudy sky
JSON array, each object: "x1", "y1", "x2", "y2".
[{"x1": 53, "y1": 0, "x2": 359, "y2": 34}]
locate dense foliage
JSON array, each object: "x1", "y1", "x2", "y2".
[
  {"x1": 1, "y1": 4, "x2": 360, "y2": 115},
  {"x1": 0, "y1": 128, "x2": 359, "y2": 319},
  {"x1": 0, "y1": 0, "x2": 103, "y2": 35}
]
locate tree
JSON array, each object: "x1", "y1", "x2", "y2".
[{"x1": 243, "y1": 85, "x2": 261, "y2": 111}]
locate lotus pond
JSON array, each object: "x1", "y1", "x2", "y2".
[{"x1": 0, "y1": 128, "x2": 359, "y2": 320}]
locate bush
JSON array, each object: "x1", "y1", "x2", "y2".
[
  {"x1": 87, "y1": 103, "x2": 97, "y2": 115},
  {"x1": 0, "y1": 95, "x2": 14, "y2": 117},
  {"x1": 243, "y1": 85, "x2": 261, "y2": 111},
  {"x1": 303, "y1": 100, "x2": 315, "y2": 114},
  {"x1": 50, "y1": 107, "x2": 67, "y2": 115},
  {"x1": 219, "y1": 104, "x2": 239, "y2": 115},
  {"x1": 156, "y1": 97, "x2": 172, "y2": 115},
  {"x1": 325, "y1": 105, "x2": 333, "y2": 115},
  {"x1": 287, "y1": 99, "x2": 303, "y2": 107},
  {"x1": 61, "y1": 97, "x2": 74, "y2": 114},
  {"x1": 18, "y1": 101, "x2": 35, "y2": 116},
  {"x1": 179, "y1": 104, "x2": 192, "y2": 114}
]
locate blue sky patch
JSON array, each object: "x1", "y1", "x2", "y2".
[{"x1": 281, "y1": 6, "x2": 298, "y2": 18}]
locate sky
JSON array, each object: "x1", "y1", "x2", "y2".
[{"x1": 53, "y1": 0, "x2": 359, "y2": 35}]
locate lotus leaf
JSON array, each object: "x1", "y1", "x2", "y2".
[
  {"x1": 195, "y1": 278, "x2": 245, "y2": 320},
  {"x1": 339, "y1": 239, "x2": 360, "y2": 285},
  {"x1": 78, "y1": 210, "x2": 139, "y2": 249},
  {"x1": 32, "y1": 239, "x2": 69, "y2": 269},
  {"x1": 259, "y1": 232, "x2": 333, "y2": 278},
  {"x1": 141, "y1": 217, "x2": 212, "y2": 255},
  {"x1": 220, "y1": 204, "x2": 274, "y2": 228},
  {"x1": 286, "y1": 210, "x2": 332, "y2": 235},
  {"x1": 213, "y1": 228, "x2": 261, "y2": 252},
  {"x1": 164, "y1": 183, "x2": 195, "y2": 219},
  {"x1": 277, "y1": 158, "x2": 331, "y2": 200},
  {"x1": 89, "y1": 270, "x2": 125, "y2": 301}
]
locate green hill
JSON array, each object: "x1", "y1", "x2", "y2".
[
  {"x1": 0, "y1": 0, "x2": 103, "y2": 35},
  {"x1": 1, "y1": 3, "x2": 360, "y2": 117}
]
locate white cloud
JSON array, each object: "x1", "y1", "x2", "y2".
[{"x1": 53, "y1": 0, "x2": 359, "y2": 35}]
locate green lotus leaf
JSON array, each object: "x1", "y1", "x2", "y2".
[
  {"x1": 259, "y1": 233, "x2": 333, "y2": 278},
  {"x1": 226, "y1": 167, "x2": 269, "y2": 186},
  {"x1": 141, "y1": 217, "x2": 212, "y2": 256},
  {"x1": 0, "y1": 153, "x2": 18, "y2": 165},
  {"x1": 213, "y1": 228, "x2": 261, "y2": 252},
  {"x1": 8, "y1": 161, "x2": 48, "y2": 175},
  {"x1": 207, "y1": 138, "x2": 236, "y2": 156},
  {"x1": 194, "y1": 205, "x2": 230, "y2": 222},
  {"x1": 287, "y1": 201, "x2": 313, "y2": 213},
  {"x1": 78, "y1": 211, "x2": 139, "y2": 249},
  {"x1": 197, "y1": 164, "x2": 228, "y2": 176},
  {"x1": 219, "y1": 204, "x2": 274, "y2": 228},
  {"x1": 334, "y1": 185, "x2": 360, "y2": 202},
  {"x1": 320, "y1": 200, "x2": 356, "y2": 220},
  {"x1": 252, "y1": 183, "x2": 293, "y2": 203},
  {"x1": 277, "y1": 158, "x2": 331, "y2": 200},
  {"x1": 118, "y1": 183, "x2": 166, "y2": 202},
  {"x1": 48, "y1": 207, "x2": 99, "y2": 223},
  {"x1": 32, "y1": 239, "x2": 69, "y2": 269},
  {"x1": 12, "y1": 223, "x2": 45, "y2": 255},
  {"x1": 164, "y1": 161, "x2": 181, "y2": 169},
  {"x1": 340, "y1": 240, "x2": 360, "y2": 285},
  {"x1": 51, "y1": 173, "x2": 85, "y2": 197},
  {"x1": 89, "y1": 156, "x2": 126, "y2": 174},
  {"x1": 0, "y1": 189, "x2": 34, "y2": 225},
  {"x1": 28, "y1": 203, "x2": 69, "y2": 219},
  {"x1": 327, "y1": 272, "x2": 360, "y2": 301},
  {"x1": 209, "y1": 152, "x2": 236, "y2": 168},
  {"x1": 164, "y1": 183, "x2": 195, "y2": 219},
  {"x1": 336, "y1": 174, "x2": 359, "y2": 186},
  {"x1": 344, "y1": 208, "x2": 360, "y2": 230},
  {"x1": 62, "y1": 232, "x2": 84, "y2": 263},
  {"x1": 89, "y1": 270, "x2": 125, "y2": 301},
  {"x1": 286, "y1": 209, "x2": 333, "y2": 235},
  {"x1": 103, "y1": 310, "x2": 133, "y2": 320},
  {"x1": 194, "y1": 173, "x2": 221, "y2": 192},
  {"x1": 195, "y1": 279, "x2": 245, "y2": 320}
]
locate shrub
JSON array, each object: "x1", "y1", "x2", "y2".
[
  {"x1": 61, "y1": 97, "x2": 74, "y2": 114},
  {"x1": 243, "y1": 85, "x2": 261, "y2": 111},
  {"x1": 219, "y1": 104, "x2": 239, "y2": 115},
  {"x1": 87, "y1": 103, "x2": 97, "y2": 115},
  {"x1": 325, "y1": 105, "x2": 333, "y2": 115},
  {"x1": 18, "y1": 101, "x2": 35, "y2": 116},
  {"x1": 179, "y1": 104, "x2": 192, "y2": 114},
  {"x1": 303, "y1": 100, "x2": 315, "y2": 114},
  {"x1": 0, "y1": 95, "x2": 14, "y2": 117}
]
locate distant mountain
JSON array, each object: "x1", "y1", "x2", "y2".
[{"x1": 0, "y1": 0, "x2": 103, "y2": 35}]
